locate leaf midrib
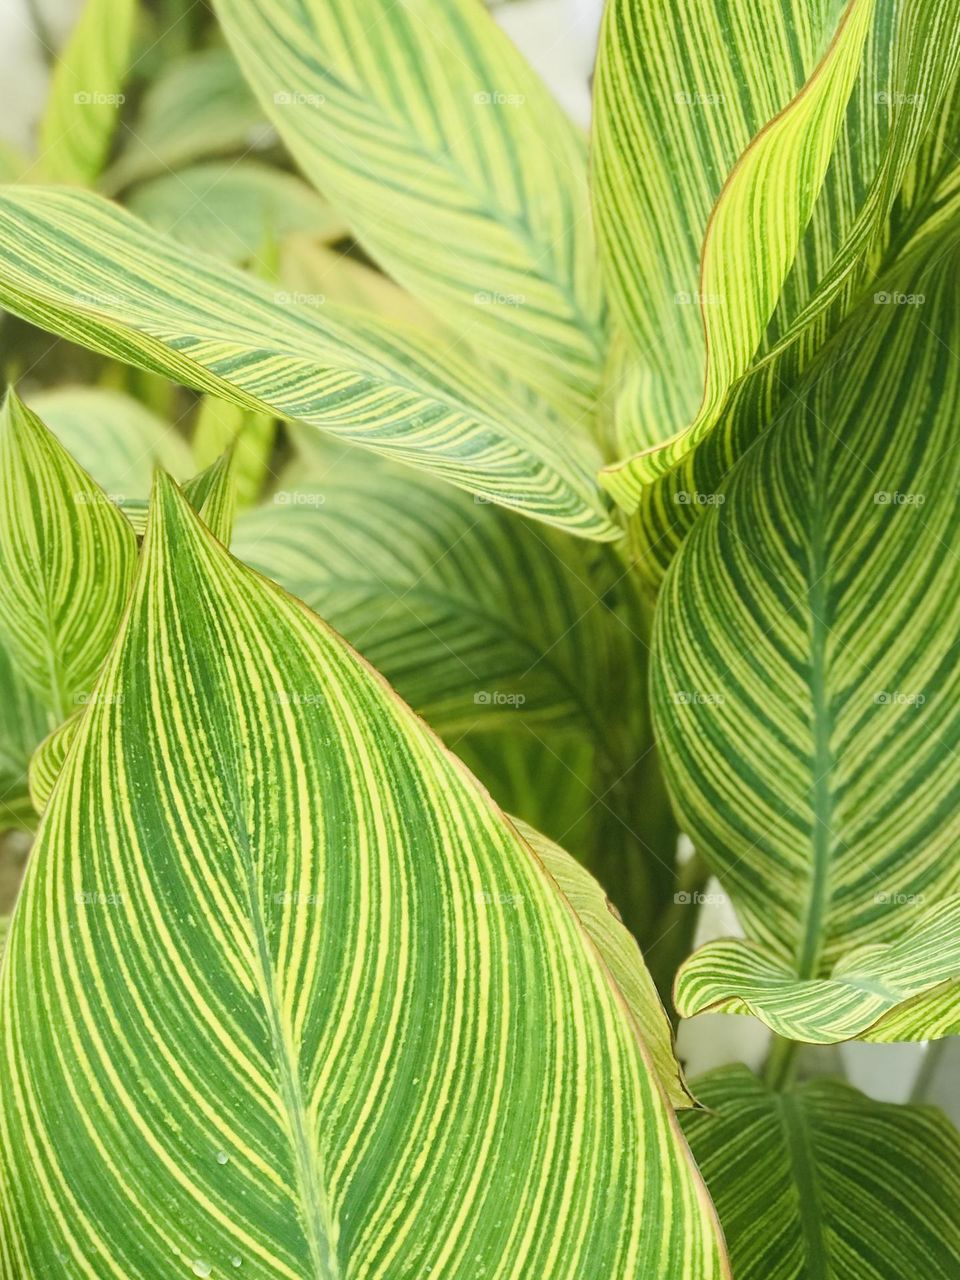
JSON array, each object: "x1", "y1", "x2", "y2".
[{"x1": 777, "y1": 1093, "x2": 830, "y2": 1278}]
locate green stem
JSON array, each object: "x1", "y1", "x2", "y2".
[
  {"x1": 765, "y1": 1036, "x2": 800, "y2": 1091},
  {"x1": 909, "y1": 1037, "x2": 949, "y2": 1104}
]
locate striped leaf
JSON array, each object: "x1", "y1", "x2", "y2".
[
  {"x1": 676, "y1": 896, "x2": 960, "y2": 1043},
  {"x1": 652, "y1": 227, "x2": 960, "y2": 1037},
  {"x1": 0, "y1": 187, "x2": 617, "y2": 541},
  {"x1": 682, "y1": 1065, "x2": 960, "y2": 1279},
  {"x1": 38, "y1": 0, "x2": 137, "y2": 185},
  {"x1": 213, "y1": 0, "x2": 606, "y2": 419},
  {"x1": 126, "y1": 161, "x2": 346, "y2": 266},
  {"x1": 232, "y1": 454, "x2": 634, "y2": 739},
  {"x1": 28, "y1": 711, "x2": 81, "y2": 818},
  {"x1": 0, "y1": 390, "x2": 137, "y2": 718},
  {"x1": 102, "y1": 46, "x2": 269, "y2": 193},
  {"x1": 27, "y1": 385, "x2": 193, "y2": 502},
  {"x1": 0, "y1": 646, "x2": 49, "y2": 832},
  {"x1": 516, "y1": 819, "x2": 691, "y2": 1108},
  {"x1": 0, "y1": 472, "x2": 727, "y2": 1279},
  {"x1": 0, "y1": 916, "x2": 7, "y2": 956},
  {"x1": 596, "y1": 0, "x2": 960, "y2": 562},
  {"x1": 182, "y1": 448, "x2": 239, "y2": 546}
]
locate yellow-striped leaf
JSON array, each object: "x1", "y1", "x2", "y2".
[
  {"x1": 0, "y1": 646, "x2": 49, "y2": 832},
  {"x1": 682, "y1": 1065, "x2": 960, "y2": 1278},
  {"x1": 0, "y1": 390, "x2": 137, "y2": 719},
  {"x1": 194, "y1": 394, "x2": 275, "y2": 508},
  {"x1": 676, "y1": 897, "x2": 960, "y2": 1043},
  {"x1": 182, "y1": 447, "x2": 239, "y2": 546},
  {"x1": 653, "y1": 227, "x2": 960, "y2": 1039},
  {"x1": 213, "y1": 0, "x2": 606, "y2": 419},
  {"x1": 38, "y1": 0, "x2": 137, "y2": 185},
  {"x1": 0, "y1": 187, "x2": 617, "y2": 541},
  {"x1": 0, "y1": 473, "x2": 727, "y2": 1278},
  {"x1": 516, "y1": 819, "x2": 692, "y2": 1108}
]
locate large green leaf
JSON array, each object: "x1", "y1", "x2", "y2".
[
  {"x1": 27, "y1": 385, "x2": 193, "y2": 501},
  {"x1": 682, "y1": 1065, "x2": 960, "y2": 1278},
  {"x1": 213, "y1": 0, "x2": 605, "y2": 419},
  {"x1": 0, "y1": 187, "x2": 617, "y2": 541},
  {"x1": 232, "y1": 455, "x2": 635, "y2": 739},
  {"x1": 0, "y1": 391, "x2": 138, "y2": 718},
  {"x1": 0, "y1": 473, "x2": 727, "y2": 1278},
  {"x1": 101, "y1": 46, "x2": 269, "y2": 193},
  {"x1": 38, "y1": 0, "x2": 137, "y2": 185},
  {"x1": 653, "y1": 226, "x2": 960, "y2": 1039}
]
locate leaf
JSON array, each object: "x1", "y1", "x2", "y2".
[
  {"x1": 27, "y1": 385, "x2": 193, "y2": 501},
  {"x1": 193, "y1": 394, "x2": 275, "y2": 508},
  {"x1": 28, "y1": 711, "x2": 82, "y2": 817},
  {"x1": 596, "y1": 0, "x2": 960, "y2": 533},
  {"x1": 652, "y1": 227, "x2": 960, "y2": 1034},
  {"x1": 0, "y1": 390, "x2": 138, "y2": 718},
  {"x1": 515, "y1": 818, "x2": 692, "y2": 1107},
  {"x1": 182, "y1": 448, "x2": 238, "y2": 545},
  {"x1": 0, "y1": 915, "x2": 7, "y2": 957},
  {"x1": 213, "y1": 0, "x2": 606, "y2": 419},
  {"x1": 0, "y1": 187, "x2": 617, "y2": 541},
  {"x1": 232, "y1": 454, "x2": 633, "y2": 739},
  {"x1": 0, "y1": 472, "x2": 727, "y2": 1279},
  {"x1": 101, "y1": 46, "x2": 269, "y2": 193},
  {"x1": 126, "y1": 161, "x2": 346, "y2": 266},
  {"x1": 38, "y1": 0, "x2": 137, "y2": 185},
  {"x1": 675, "y1": 895, "x2": 960, "y2": 1042},
  {"x1": 0, "y1": 646, "x2": 49, "y2": 832},
  {"x1": 682, "y1": 1065, "x2": 960, "y2": 1279}
]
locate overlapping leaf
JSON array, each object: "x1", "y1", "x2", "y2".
[
  {"x1": 28, "y1": 385, "x2": 192, "y2": 501},
  {"x1": 0, "y1": 391, "x2": 137, "y2": 718},
  {"x1": 193, "y1": 395, "x2": 275, "y2": 508},
  {"x1": 653, "y1": 226, "x2": 960, "y2": 1039},
  {"x1": 38, "y1": 0, "x2": 136, "y2": 185},
  {"x1": 213, "y1": 0, "x2": 606, "y2": 420},
  {"x1": 0, "y1": 473, "x2": 727, "y2": 1279},
  {"x1": 127, "y1": 161, "x2": 345, "y2": 266},
  {"x1": 0, "y1": 187, "x2": 617, "y2": 540},
  {"x1": 0, "y1": 647, "x2": 49, "y2": 832},
  {"x1": 27, "y1": 711, "x2": 81, "y2": 817},
  {"x1": 682, "y1": 1065, "x2": 960, "y2": 1278},
  {"x1": 232, "y1": 453, "x2": 634, "y2": 739}
]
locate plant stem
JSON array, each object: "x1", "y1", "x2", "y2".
[
  {"x1": 764, "y1": 1036, "x2": 800, "y2": 1091},
  {"x1": 909, "y1": 1038, "x2": 949, "y2": 1104}
]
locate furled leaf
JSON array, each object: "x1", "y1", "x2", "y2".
[
  {"x1": 682, "y1": 1066, "x2": 960, "y2": 1278},
  {"x1": 593, "y1": 0, "x2": 874, "y2": 475},
  {"x1": 181, "y1": 447, "x2": 238, "y2": 544},
  {"x1": 126, "y1": 161, "x2": 346, "y2": 266},
  {"x1": 27, "y1": 385, "x2": 193, "y2": 501},
  {"x1": 516, "y1": 819, "x2": 691, "y2": 1107},
  {"x1": 232, "y1": 455, "x2": 634, "y2": 738},
  {"x1": 102, "y1": 46, "x2": 269, "y2": 193},
  {"x1": 653, "y1": 228, "x2": 960, "y2": 1036},
  {"x1": 0, "y1": 473, "x2": 727, "y2": 1279},
  {"x1": 28, "y1": 711, "x2": 82, "y2": 817},
  {"x1": 0, "y1": 646, "x2": 49, "y2": 832},
  {"x1": 213, "y1": 0, "x2": 606, "y2": 419},
  {"x1": 0, "y1": 187, "x2": 617, "y2": 540},
  {"x1": 0, "y1": 390, "x2": 138, "y2": 717},
  {"x1": 676, "y1": 895, "x2": 960, "y2": 1042},
  {"x1": 193, "y1": 395, "x2": 275, "y2": 508},
  {"x1": 39, "y1": 0, "x2": 137, "y2": 185}
]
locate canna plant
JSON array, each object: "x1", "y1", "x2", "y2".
[{"x1": 0, "y1": 0, "x2": 958, "y2": 1277}]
